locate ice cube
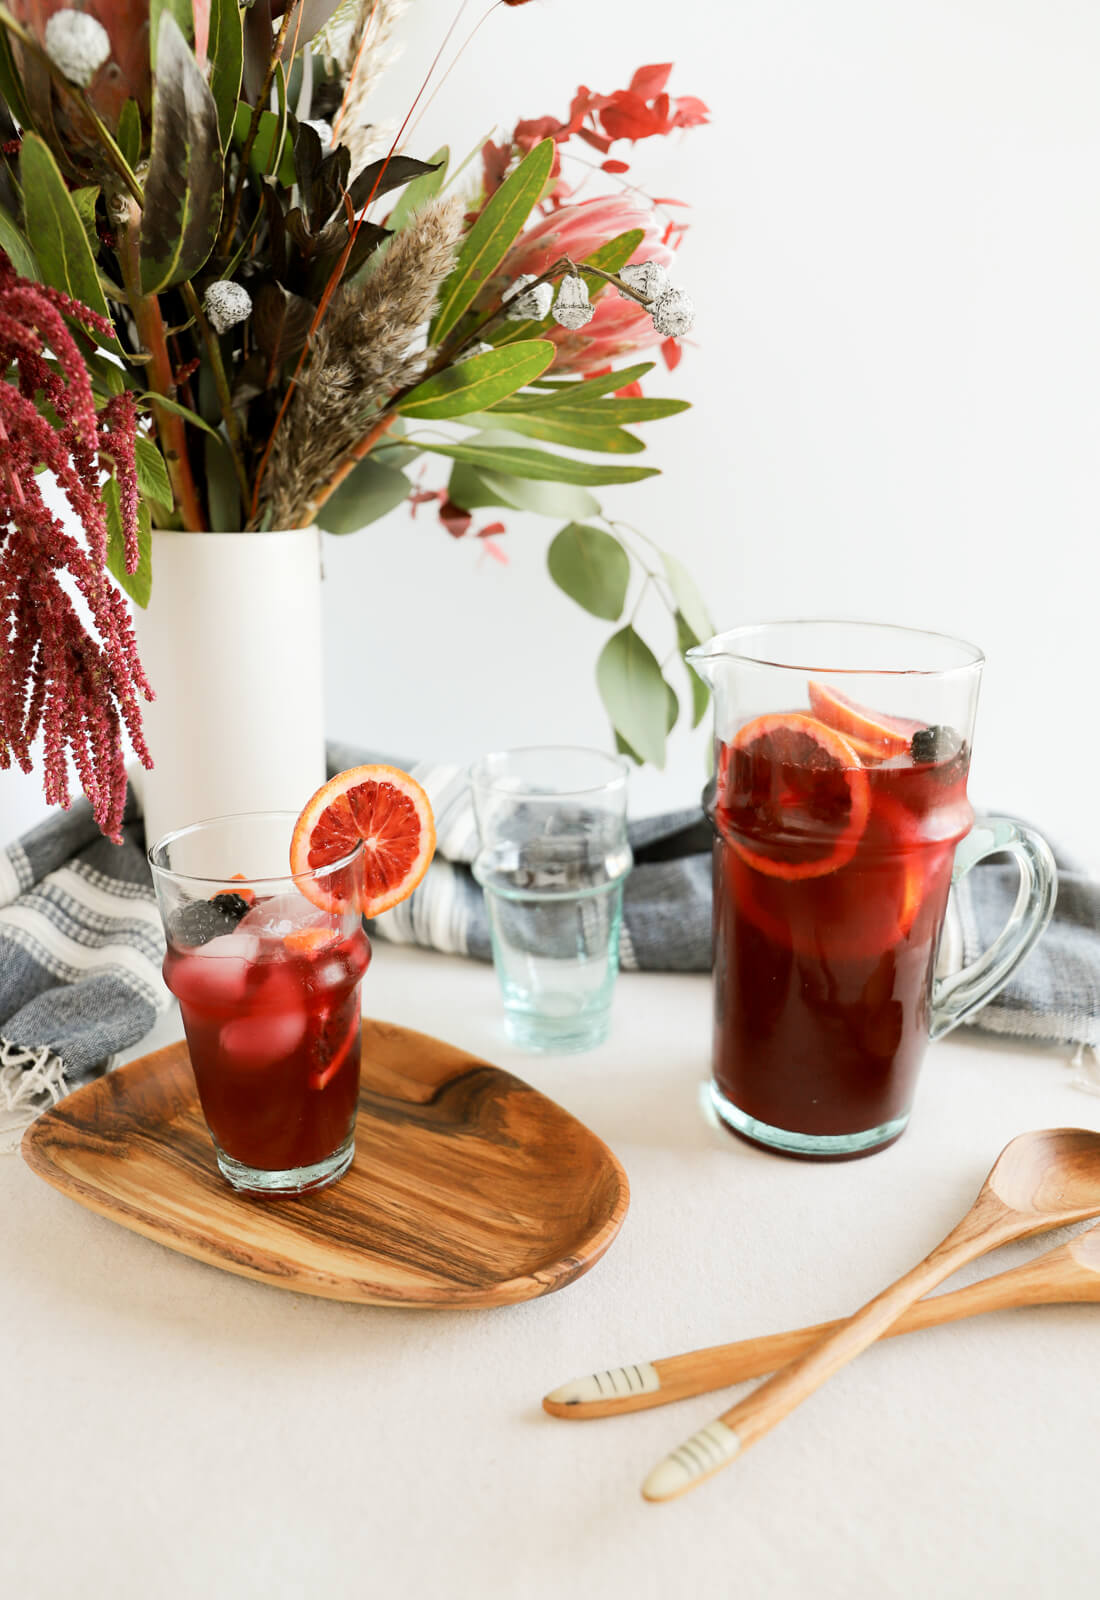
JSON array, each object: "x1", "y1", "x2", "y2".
[
  {"x1": 168, "y1": 932, "x2": 260, "y2": 1011},
  {"x1": 220, "y1": 1011, "x2": 307, "y2": 1070},
  {"x1": 241, "y1": 892, "x2": 330, "y2": 943}
]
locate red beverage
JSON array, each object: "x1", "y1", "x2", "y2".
[
  {"x1": 163, "y1": 904, "x2": 371, "y2": 1173},
  {"x1": 708, "y1": 708, "x2": 973, "y2": 1152}
]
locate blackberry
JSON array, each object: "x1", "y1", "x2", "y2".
[
  {"x1": 910, "y1": 724, "x2": 962, "y2": 764},
  {"x1": 172, "y1": 893, "x2": 251, "y2": 948}
]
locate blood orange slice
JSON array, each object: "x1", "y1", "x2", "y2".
[
  {"x1": 291, "y1": 764, "x2": 436, "y2": 917},
  {"x1": 807, "y1": 682, "x2": 919, "y2": 760},
  {"x1": 719, "y1": 713, "x2": 870, "y2": 880}
]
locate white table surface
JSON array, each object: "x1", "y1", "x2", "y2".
[{"x1": 3, "y1": 943, "x2": 1099, "y2": 1600}]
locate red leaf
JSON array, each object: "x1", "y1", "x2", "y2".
[
  {"x1": 651, "y1": 197, "x2": 691, "y2": 207},
  {"x1": 670, "y1": 95, "x2": 710, "y2": 128},
  {"x1": 408, "y1": 488, "x2": 445, "y2": 518},
  {"x1": 481, "y1": 539, "x2": 509, "y2": 564},
  {"x1": 601, "y1": 159, "x2": 630, "y2": 174},
  {"x1": 514, "y1": 116, "x2": 563, "y2": 150},
  {"x1": 598, "y1": 90, "x2": 664, "y2": 142},
  {"x1": 477, "y1": 521, "x2": 507, "y2": 538},
  {"x1": 439, "y1": 498, "x2": 472, "y2": 538},
  {"x1": 661, "y1": 338, "x2": 682, "y2": 371},
  {"x1": 577, "y1": 127, "x2": 613, "y2": 154},
  {"x1": 615, "y1": 380, "x2": 644, "y2": 398},
  {"x1": 629, "y1": 63, "x2": 673, "y2": 99}
]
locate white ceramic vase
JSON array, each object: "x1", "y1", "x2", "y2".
[{"x1": 132, "y1": 528, "x2": 327, "y2": 848}]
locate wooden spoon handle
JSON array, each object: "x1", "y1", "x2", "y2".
[
  {"x1": 545, "y1": 1239, "x2": 1089, "y2": 1420},
  {"x1": 641, "y1": 1206, "x2": 1015, "y2": 1502}
]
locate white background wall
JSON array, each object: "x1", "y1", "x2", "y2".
[{"x1": 2, "y1": 0, "x2": 1098, "y2": 859}]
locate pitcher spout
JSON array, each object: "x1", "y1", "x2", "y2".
[{"x1": 685, "y1": 636, "x2": 722, "y2": 689}]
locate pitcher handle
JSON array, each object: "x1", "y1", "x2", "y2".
[{"x1": 930, "y1": 818, "x2": 1058, "y2": 1040}]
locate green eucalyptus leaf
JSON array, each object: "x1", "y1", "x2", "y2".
[
  {"x1": 547, "y1": 524, "x2": 629, "y2": 621},
  {"x1": 117, "y1": 99, "x2": 143, "y2": 168},
  {"x1": 461, "y1": 410, "x2": 645, "y2": 454},
  {"x1": 417, "y1": 440, "x2": 658, "y2": 487},
  {"x1": 447, "y1": 462, "x2": 511, "y2": 511},
  {"x1": 660, "y1": 549, "x2": 712, "y2": 646},
  {"x1": 104, "y1": 479, "x2": 153, "y2": 608},
  {"x1": 616, "y1": 678, "x2": 679, "y2": 762},
  {"x1": 386, "y1": 145, "x2": 448, "y2": 231},
  {"x1": 676, "y1": 611, "x2": 710, "y2": 728},
  {"x1": 232, "y1": 102, "x2": 294, "y2": 184},
  {"x1": 430, "y1": 138, "x2": 554, "y2": 344},
  {"x1": 203, "y1": 432, "x2": 242, "y2": 530},
  {"x1": 0, "y1": 200, "x2": 39, "y2": 281},
  {"x1": 20, "y1": 135, "x2": 119, "y2": 347},
  {"x1": 209, "y1": 0, "x2": 244, "y2": 149},
  {"x1": 134, "y1": 435, "x2": 172, "y2": 514},
  {"x1": 597, "y1": 626, "x2": 668, "y2": 767},
  {"x1": 478, "y1": 472, "x2": 601, "y2": 519},
  {"x1": 315, "y1": 457, "x2": 411, "y2": 534},
  {"x1": 398, "y1": 341, "x2": 554, "y2": 420},
  {"x1": 140, "y1": 17, "x2": 223, "y2": 293}
]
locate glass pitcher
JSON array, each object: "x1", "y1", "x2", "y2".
[{"x1": 687, "y1": 620, "x2": 1057, "y2": 1160}]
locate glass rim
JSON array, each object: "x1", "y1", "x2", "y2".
[
  {"x1": 147, "y1": 809, "x2": 363, "y2": 890},
  {"x1": 469, "y1": 744, "x2": 630, "y2": 799},
  {"x1": 687, "y1": 619, "x2": 985, "y2": 677}
]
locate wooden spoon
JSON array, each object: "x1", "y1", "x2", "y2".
[
  {"x1": 640, "y1": 1128, "x2": 1100, "y2": 1503},
  {"x1": 544, "y1": 1223, "x2": 1100, "y2": 1419}
]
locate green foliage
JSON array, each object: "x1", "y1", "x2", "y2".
[
  {"x1": 386, "y1": 146, "x2": 449, "y2": 232},
  {"x1": 0, "y1": 201, "x2": 38, "y2": 282},
  {"x1": 597, "y1": 627, "x2": 669, "y2": 767},
  {"x1": 676, "y1": 612, "x2": 710, "y2": 728},
  {"x1": 316, "y1": 458, "x2": 412, "y2": 534},
  {"x1": 461, "y1": 410, "x2": 645, "y2": 454},
  {"x1": 398, "y1": 341, "x2": 555, "y2": 420},
  {"x1": 660, "y1": 549, "x2": 712, "y2": 645},
  {"x1": 134, "y1": 436, "x2": 172, "y2": 517},
  {"x1": 20, "y1": 135, "x2": 119, "y2": 348},
  {"x1": 104, "y1": 480, "x2": 153, "y2": 608},
  {"x1": 117, "y1": 101, "x2": 143, "y2": 169},
  {"x1": 203, "y1": 433, "x2": 242, "y2": 530},
  {"x1": 418, "y1": 439, "x2": 659, "y2": 487},
  {"x1": 547, "y1": 524, "x2": 629, "y2": 621},
  {"x1": 209, "y1": 0, "x2": 244, "y2": 149},
  {"x1": 140, "y1": 17, "x2": 222, "y2": 292},
  {"x1": 490, "y1": 229, "x2": 645, "y2": 347},
  {"x1": 430, "y1": 138, "x2": 554, "y2": 343}
]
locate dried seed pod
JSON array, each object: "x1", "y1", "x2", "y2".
[
  {"x1": 44, "y1": 10, "x2": 112, "y2": 87},
  {"x1": 203, "y1": 281, "x2": 253, "y2": 335},
  {"x1": 504, "y1": 274, "x2": 554, "y2": 322},
  {"x1": 618, "y1": 260, "x2": 670, "y2": 304},
  {"x1": 650, "y1": 286, "x2": 695, "y2": 338},
  {"x1": 552, "y1": 274, "x2": 594, "y2": 331}
]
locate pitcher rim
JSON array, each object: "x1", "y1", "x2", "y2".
[{"x1": 685, "y1": 619, "x2": 985, "y2": 677}]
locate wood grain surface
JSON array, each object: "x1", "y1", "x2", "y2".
[{"x1": 21, "y1": 1018, "x2": 630, "y2": 1308}]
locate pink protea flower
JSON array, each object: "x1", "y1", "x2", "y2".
[{"x1": 501, "y1": 197, "x2": 675, "y2": 374}]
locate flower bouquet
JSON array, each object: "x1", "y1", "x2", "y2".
[{"x1": 0, "y1": 0, "x2": 710, "y2": 841}]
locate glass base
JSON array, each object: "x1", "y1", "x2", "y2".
[
  {"x1": 706, "y1": 1083, "x2": 910, "y2": 1161},
  {"x1": 504, "y1": 1008, "x2": 611, "y2": 1055},
  {"x1": 213, "y1": 1132, "x2": 355, "y2": 1195}
]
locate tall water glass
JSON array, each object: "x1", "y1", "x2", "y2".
[
  {"x1": 471, "y1": 748, "x2": 632, "y2": 1053},
  {"x1": 688, "y1": 622, "x2": 1057, "y2": 1160},
  {"x1": 150, "y1": 812, "x2": 369, "y2": 1195}
]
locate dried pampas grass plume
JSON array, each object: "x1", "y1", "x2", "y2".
[
  {"x1": 262, "y1": 192, "x2": 464, "y2": 530},
  {"x1": 319, "y1": 0, "x2": 410, "y2": 175}
]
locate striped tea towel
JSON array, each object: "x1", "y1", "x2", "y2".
[{"x1": 2, "y1": 746, "x2": 1097, "y2": 1149}]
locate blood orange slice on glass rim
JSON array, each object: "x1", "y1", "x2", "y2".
[
  {"x1": 290, "y1": 764, "x2": 436, "y2": 916},
  {"x1": 718, "y1": 713, "x2": 871, "y2": 880},
  {"x1": 807, "y1": 681, "x2": 920, "y2": 760}
]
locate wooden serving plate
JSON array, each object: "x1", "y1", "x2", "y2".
[{"x1": 21, "y1": 1018, "x2": 629, "y2": 1308}]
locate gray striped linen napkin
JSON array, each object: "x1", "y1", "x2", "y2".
[{"x1": 2, "y1": 744, "x2": 1097, "y2": 1149}]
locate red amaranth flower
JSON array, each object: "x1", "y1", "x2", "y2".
[{"x1": 0, "y1": 251, "x2": 152, "y2": 842}]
